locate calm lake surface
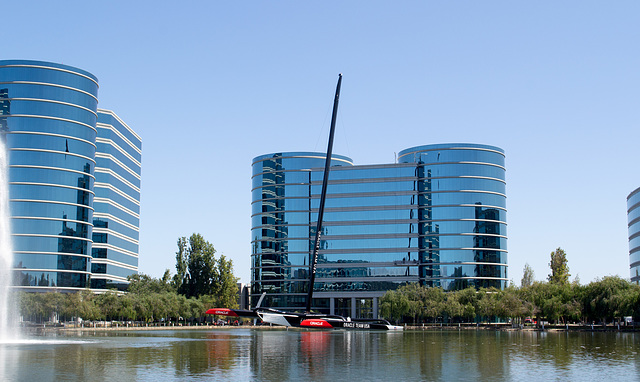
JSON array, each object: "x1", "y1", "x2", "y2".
[{"x1": 1, "y1": 329, "x2": 638, "y2": 381}]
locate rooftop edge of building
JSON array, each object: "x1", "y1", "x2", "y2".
[
  {"x1": 252, "y1": 152, "x2": 354, "y2": 166},
  {"x1": 398, "y1": 143, "x2": 505, "y2": 159},
  {"x1": 628, "y1": 186, "x2": 640, "y2": 201},
  {"x1": 0, "y1": 59, "x2": 98, "y2": 83}
]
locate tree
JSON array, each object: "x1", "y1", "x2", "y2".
[
  {"x1": 379, "y1": 289, "x2": 410, "y2": 323},
  {"x1": 521, "y1": 263, "x2": 535, "y2": 288},
  {"x1": 173, "y1": 233, "x2": 218, "y2": 298},
  {"x1": 548, "y1": 247, "x2": 570, "y2": 285},
  {"x1": 128, "y1": 273, "x2": 174, "y2": 294},
  {"x1": 215, "y1": 255, "x2": 239, "y2": 309},
  {"x1": 581, "y1": 276, "x2": 639, "y2": 324}
]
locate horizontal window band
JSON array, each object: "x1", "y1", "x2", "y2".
[
  {"x1": 250, "y1": 275, "x2": 509, "y2": 283},
  {"x1": 251, "y1": 204, "x2": 507, "y2": 217},
  {"x1": 95, "y1": 153, "x2": 141, "y2": 180},
  {"x1": 91, "y1": 258, "x2": 138, "y2": 271},
  {"x1": 4, "y1": 115, "x2": 97, "y2": 134},
  {"x1": 253, "y1": 218, "x2": 507, "y2": 229},
  {"x1": 95, "y1": 138, "x2": 141, "y2": 166},
  {"x1": 254, "y1": 261, "x2": 509, "y2": 270},
  {"x1": 253, "y1": 189, "x2": 507, "y2": 203},
  {"x1": 14, "y1": 251, "x2": 92, "y2": 258},
  {"x1": 94, "y1": 168, "x2": 140, "y2": 193},
  {"x1": 91, "y1": 243, "x2": 138, "y2": 257},
  {"x1": 0, "y1": 80, "x2": 97, "y2": 100},
  {"x1": 5, "y1": 97, "x2": 97, "y2": 116},
  {"x1": 97, "y1": 108, "x2": 142, "y2": 142},
  {"x1": 250, "y1": 175, "x2": 506, "y2": 192},
  {"x1": 11, "y1": 268, "x2": 91, "y2": 274},
  {"x1": 10, "y1": 198, "x2": 93, "y2": 210},
  {"x1": 10, "y1": 181, "x2": 95, "y2": 195},
  {"x1": 93, "y1": 212, "x2": 139, "y2": 232},
  {"x1": 0, "y1": 63, "x2": 98, "y2": 85},
  {"x1": 89, "y1": 275, "x2": 130, "y2": 283},
  {"x1": 252, "y1": 232, "x2": 507, "y2": 243},
  {"x1": 13, "y1": 233, "x2": 92, "y2": 242},
  {"x1": 252, "y1": 154, "x2": 353, "y2": 166},
  {"x1": 12, "y1": 216, "x2": 93, "y2": 226},
  {"x1": 94, "y1": 182, "x2": 140, "y2": 206},
  {"x1": 10, "y1": 164, "x2": 95, "y2": 179},
  {"x1": 252, "y1": 247, "x2": 508, "y2": 255},
  {"x1": 92, "y1": 228, "x2": 139, "y2": 245},
  {"x1": 93, "y1": 197, "x2": 139, "y2": 218}
]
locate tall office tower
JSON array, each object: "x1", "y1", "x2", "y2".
[
  {"x1": 251, "y1": 144, "x2": 507, "y2": 317},
  {"x1": 0, "y1": 60, "x2": 141, "y2": 292},
  {"x1": 628, "y1": 187, "x2": 640, "y2": 284},
  {"x1": 91, "y1": 110, "x2": 141, "y2": 291}
]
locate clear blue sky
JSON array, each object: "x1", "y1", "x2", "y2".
[{"x1": 4, "y1": 1, "x2": 639, "y2": 285}]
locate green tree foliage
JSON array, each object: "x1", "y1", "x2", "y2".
[
  {"x1": 215, "y1": 254, "x2": 240, "y2": 309},
  {"x1": 581, "y1": 276, "x2": 640, "y2": 324},
  {"x1": 128, "y1": 273, "x2": 174, "y2": 295},
  {"x1": 548, "y1": 247, "x2": 570, "y2": 285},
  {"x1": 521, "y1": 263, "x2": 535, "y2": 288},
  {"x1": 18, "y1": 271, "x2": 225, "y2": 325},
  {"x1": 377, "y1": 276, "x2": 640, "y2": 325},
  {"x1": 379, "y1": 290, "x2": 410, "y2": 324},
  {"x1": 173, "y1": 233, "x2": 218, "y2": 298},
  {"x1": 172, "y1": 233, "x2": 239, "y2": 308}
]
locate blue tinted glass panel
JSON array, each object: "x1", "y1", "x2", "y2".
[
  {"x1": 0, "y1": 65, "x2": 98, "y2": 94},
  {"x1": 102, "y1": 234, "x2": 138, "y2": 253},
  {"x1": 11, "y1": 201, "x2": 92, "y2": 222},
  {"x1": 629, "y1": 236, "x2": 640, "y2": 249},
  {"x1": 95, "y1": 158, "x2": 140, "y2": 186},
  {"x1": 13, "y1": 236, "x2": 90, "y2": 254},
  {"x1": 95, "y1": 146, "x2": 141, "y2": 175},
  {"x1": 9, "y1": 167, "x2": 94, "y2": 189},
  {"x1": 7, "y1": 133, "x2": 95, "y2": 158},
  {"x1": 93, "y1": 203, "x2": 138, "y2": 226},
  {"x1": 94, "y1": 171, "x2": 140, "y2": 196},
  {"x1": 97, "y1": 112, "x2": 142, "y2": 152},
  {"x1": 11, "y1": 184, "x2": 93, "y2": 206},
  {"x1": 12, "y1": 218, "x2": 91, "y2": 237},
  {"x1": 628, "y1": 207, "x2": 640, "y2": 224},
  {"x1": 93, "y1": 219, "x2": 139, "y2": 241},
  {"x1": 8, "y1": 100, "x2": 95, "y2": 126},
  {"x1": 93, "y1": 187, "x2": 139, "y2": 213},
  {"x1": 10, "y1": 151, "x2": 94, "y2": 174},
  {"x1": 14, "y1": 270, "x2": 89, "y2": 288},
  {"x1": 92, "y1": 247, "x2": 138, "y2": 266},
  {"x1": 13, "y1": 253, "x2": 89, "y2": 271},
  {"x1": 7, "y1": 117, "x2": 96, "y2": 142},
  {"x1": 0, "y1": 83, "x2": 97, "y2": 110}
]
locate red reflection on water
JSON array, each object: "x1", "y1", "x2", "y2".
[{"x1": 301, "y1": 331, "x2": 330, "y2": 355}]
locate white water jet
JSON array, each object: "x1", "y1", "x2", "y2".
[{"x1": 0, "y1": 137, "x2": 16, "y2": 341}]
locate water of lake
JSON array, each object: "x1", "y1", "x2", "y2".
[{"x1": 1, "y1": 329, "x2": 638, "y2": 381}]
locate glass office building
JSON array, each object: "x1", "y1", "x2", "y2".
[
  {"x1": 0, "y1": 60, "x2": 141, "y2": 292},
  {"x1": 628, "y1": 187, "x2": 640, "y2": 284},
  {"x1": 91, "y1": 110, "x2": 141, "y2": 290},
  {"x1": 251, "y1": 144, "x2": 507, "y2": 316}
]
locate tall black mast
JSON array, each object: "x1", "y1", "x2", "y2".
[{"x1": 306, "y1": 73, "x2": 342, "y2": 313}]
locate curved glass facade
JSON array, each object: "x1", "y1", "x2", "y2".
[
  {"x1": 251, "y1": 144, "x2": 507, "y2": 315},
  {"x1": 0, "y1": 60, "x2": 141, "y2": 292},
  {"x1": 628, "y1": 187, "x2": 640, "y2": 284}
]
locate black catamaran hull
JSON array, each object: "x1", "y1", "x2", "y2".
[{"x1": 205, "y1": 308, "x2": 402, "y2": 331}]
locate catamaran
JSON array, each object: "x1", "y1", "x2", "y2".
[{"x1": 206, "y1": 74, "x2": 402, "y2": 330}]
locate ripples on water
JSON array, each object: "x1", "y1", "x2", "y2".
[{"x1": 0, "y1": 329, "x2": 637, "y2": 381}]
